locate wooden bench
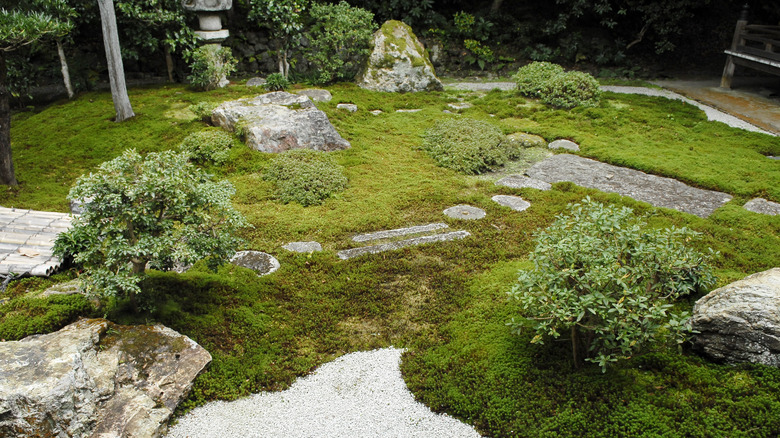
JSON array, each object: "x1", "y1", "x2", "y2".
[{"x1": 720, "y1": 5, "x2": 780, "y2": 88}]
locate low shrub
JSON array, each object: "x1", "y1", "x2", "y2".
[
  {"x1": 540, "y1": 70, "x2": 602, "y2": 109},
  {"x1": 421, "y1": 118, "x2": 512, "y2": 174},
  {"x1": 513, "y1": 61, "x2": 564, "y2": 98},
  {"x1": 262, "y1": 149, "x2": 348, "y2": 206},
  {"x1": 189, "y1": 101, "x2": 218, "y2": 123},
  {"x1": 263, "y1": 73, "x2": 291, "y2": 91},
  {"x1": 187, "y1": 45, "x2": 237, "y2": 91},
  {"x1": 178, "y1": 129, "x2": 234, "y2": 164}
]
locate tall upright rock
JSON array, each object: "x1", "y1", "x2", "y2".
[{"x1": 356, "y1": 20, "x2": 443, "y2": 93}]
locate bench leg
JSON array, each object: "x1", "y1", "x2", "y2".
[{"x1": 721, "y1": 55, "x2": 736, "y2": 88}]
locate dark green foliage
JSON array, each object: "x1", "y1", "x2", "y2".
[
  {"x1": 540, "y1": 71, "x2": 602, "y2": 109},
  {"x1": 263, "y1": 73, "x2": 290, "y2": 91},
  {"x1": 262, "y1": 149, "x2": 347, "y2": 206},
  {"x1": 187, "y1": 45, "x2": 237, "y2": 91},
  {"x1": 421, "y1": 117, "x2": 515, "y2": 174},
  {"x1": 305, "y1": 1, "x2": 376, "y2": 84},
  {"x1": 178, "y1": 128, "x2": 233, "y2": 164},
  {"x1": 188, "y1": 101, "x2": 218, "y2": 123},
  {"x1": 513, "y1": 62, "x2": 564, "y2": 98}
]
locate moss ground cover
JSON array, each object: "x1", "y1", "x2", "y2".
[{"x1": 3, "y1": 82, "x2": 779, "y2": 435}]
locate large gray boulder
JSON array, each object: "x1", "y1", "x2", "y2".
[
  {"x1": 0, "y1": 318, "x2": 211, "y2": 437},
  {"x1": 212, "y1": 91, "x2": 350, "y2": 153},
  {"x1": 691, "y1": 268, "x2": 780, "y2": 367},
  {"x1": 356, "y1": 20, "x2": 443, "y2": 93}
]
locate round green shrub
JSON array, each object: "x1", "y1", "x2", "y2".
[
  {"x1": 187, "y1": 45, "x2": 237, "y2": 91},
  {"x1": 540, "y1": 70, "x2": 602, "y2": 109},
  {"x1": 264, "y1": 73, "x2": 291, "y2": 91},
  {"x1": 513, "y1": 62, "x2": 564, "y2": 98},
  {"x1": 178, "y1": 129, "x2": 234, "y2": 164},
  {"x1": 262, "y1": 149, "x2": 348, "y2": 206},
  {"x1": 421, "y1": 118, "x2": 511, "y2": 175},
  {"x1": 189, "y1": 101, "x2": 218, "y2": 123}
]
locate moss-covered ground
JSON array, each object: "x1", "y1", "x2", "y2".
[{"x1": 1, "y1": 81, "x2": 779, "y2": 436}]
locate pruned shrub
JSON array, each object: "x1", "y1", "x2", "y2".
[
  {"x1": 509, "y1": 198, "x2": 716, "y2": 371},
  {"x1": 421, "y1": 118, "x2": 513, "y2": 175},
  {"x1": 540, "y1": 70, "x2": 602, "y2": 109},
  {"x1": 263, "y1": 149, "x2": 347, "y2": 206},
  {"x1": 513, "y1": 61, "x2": 564, "y2": 98},
  {"x1": 187, "y1": 45, "x2": 237, "y2": 91},
  {"x1": 178, "y1": 129, "x2": 233, "y2": 164},
  {"x1": 305, "y1": 1, "x2": 376, "y2": 84},
  {"x1": 189, "y1": 101, "x2": 218, "y2": 123},
  {"x1": 263, "y1": 73, "x2": 290, "y2": 91}
]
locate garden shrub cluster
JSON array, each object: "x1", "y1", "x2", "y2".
[
  {"x1": 514, "y1": 62, "x2": 601, "y2": 109},
  {"x1": 421, "y1": 117, "x2": 516, "y2": 175},
  {"x1": 262, "y1": 149, "x2": 348, "y2": 206},
  {"x1": 263, "y1": 73, "x2": 291, "y2": 91},
  {"x1": 187, "y1": 45, "x2": 238, "y2": 91},
  {"x1": 509, "y1": 198, "x2": 716, "y2": 370},
  {"x1": 178, "y1": 129, "x2": 234, "y2": 165},
  {"x1": 189, "y1": 101, "x2": 218, "y2": 123}
]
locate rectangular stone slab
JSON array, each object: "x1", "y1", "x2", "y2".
[
  {"x1": 527, "y1": 154, "x2": 733, "y2": 218},
  {"x1": 352, "y1": 223, "x2": 449, "y2": 243},
  {"x1": 338, "y1": 231, "x2": 470, "y2": 260}
]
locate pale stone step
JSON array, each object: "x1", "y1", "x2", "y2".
[
  {"x1": 338, "y1": 231, "x2": 470, "y2": 260},
  {"x1": 352, "y1": 223, "x2": 449, "y2": 243}
]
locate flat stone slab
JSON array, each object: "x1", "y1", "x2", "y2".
[
  {"x1": 352, "y1": 223, "x2": 449, "y2": 243},
  {"x1": 443, "y1": 205, "x2": 486, "y2": 220},
  {"x1": 549, "y1": 139, "x2": 580, "y2": 151},
  {"x1": 0, "y1": 207, "x2": 72, "y2": 277},
  {"x1": 246, "y1": 77, "x2": 267, "y2": 87},
  {"x1": 492, "y1": 195, "x2": 531, "y2": 212},
  {"x1": 230, "y1": 251, "x2": 280, "y2": 276},
  {"x1": 447, "y1": 82, "x2": 515, "y2": 91},
  {"x1": 395, "y1": 109, "x2": 422, "y2": 113},
  {"x1": 296, "y1": 89, "x2": 332, "y2": 102},
  {"x1": 495, "y1": 175, "x2": 551, "y2": 191},
  {"x1": 337, "y1": 231, "x2": 470, "y2": 260},
  {"x1": 336, "y1": 103, "x2": 358, "y2": 112},
  {"x1": 743, "y1": 198, "x2": 780, "y2": 216},
  {"x1": 447, "y1": 102, "x2": 472, "y2": 111},
  {"x1": 527, "y1": 154, "x2": 733, "y2": 218},
  {"x1": 282, "y1": 241, "x2": 322, "y2": 253}
]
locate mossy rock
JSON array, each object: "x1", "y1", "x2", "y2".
[{"x1": 506, "y1": 132, "x2": 547, "y2": 149}]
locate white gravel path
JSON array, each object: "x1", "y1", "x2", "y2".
[{"x1": 165, "y1": 348, "x2": 481, "y2": 438}]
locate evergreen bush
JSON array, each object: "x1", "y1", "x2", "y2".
[
  {"x1": 513, "y1": 61, "x2": 564, "y2": 98},
  {"x1": 540, "y1": 70, "x2": 602, "y2": 109},
  {"x1": 189, "y1": 101, "x2": 218, "y2": 123},
  {"x1": 262, "y1": 149, "x2": 348, "y2": 206},
  {"x1": 187, "y1": 45, "x2": 237, "y2": 91},
  {"x1": 263, "y1": 72, "x2": 291, "y2": 91},
  {"x1": 178, "y1": 129, "x2": 233, "y2": 165},
  {"x1": 421, "y1": 118, "x2": 512, "y2": 175}
]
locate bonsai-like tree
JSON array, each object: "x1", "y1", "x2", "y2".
[
  {"x1": 55, "y1": 149, "x2": 248, "y2": 310},
  {"x1": 249, "y1": 0, "x2": 306, "y2": 78}
]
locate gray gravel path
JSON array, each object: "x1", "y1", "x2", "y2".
[{"x1": 165, "y1": 348, "x2": 481, "y2": 438}]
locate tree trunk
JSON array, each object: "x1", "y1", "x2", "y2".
[
  {"x1": 164, "y1": 45, "x2": 174, "y2": 82},
  {"x1": 490, "y1": 0, "x2": 504, "y2": 13},
  {"x1": 57, "y1": 39, "x2": 75, "y2": 99},
  {"x1": 0, "y1": 54, "x2": 17, "y2": 186},
  {"x1": 97, "y1": 0, "x2": 135, "y2": 122}
]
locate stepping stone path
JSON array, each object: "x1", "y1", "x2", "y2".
[
  {"x1": 336, "y1": 103, "x2": 358, "y2": 112},
  {"x1": 548, "y1": 139, "x2": 580, "y2": 152},
  {"x1": 492, "y1": 195, "x2": 531, "y2": 212},
  {"x1": 496, "y1": 175, "x2": 551, "y2": 191},
  {"x1": 0, "y1": 207, "x2": 73, "y2": 277},
  {"x1": 230, "y1": 250, "x2": 280, "y2": 276},
  {"x1": 527, "y1": 154, "x2": 732, "y2": 218},
  {"x1": 283, "y1": 241, "x2": 323, "y2": 253},
  {"x1": 743, "y1": 198, "x2": 780, "y2": 216},
  {"x1": 443, "y1": 205, "x2": 486, "y2": 220},
  {"x1": 337, "y1": 223, "x2": 469, "y2": 260}
]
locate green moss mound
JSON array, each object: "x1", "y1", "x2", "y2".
[
  {"x1": 422, "y1": 117, "x2": 513, "y2": 174},
  {"x1": 262, "y1": 149, "x2": 348, "y2": 206},
  {"x1": 178, "y1": 128, "x2": 234, "y2": 164}
]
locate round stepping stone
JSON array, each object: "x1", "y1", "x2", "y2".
[
  {"x1": 283, "y1": 241, "x2": 323, "y2": 253},
  {"x1": 336, "y1": 103, "x2": 358, "y2": 112},
  {"x1": 549, "y1": 139, "x2": 580, "y2": 151},
  {"x1": 492, "y1": 195, "x2": 531, "y2": 212},
  {"x1": 768, "y1": 156, "x2": 779, "y2": 160},
  {"x1": 443, "y1": 205, "x2": 486, "y2": 220},
  {"x1": 743, "y1": 198, "x2": 780, "y2": 216},
  {"x1": 495, "y1": 175, "x2": 551, "y2": 191},
  {"x1": 447, "y1": 102, "x2": 472, "y2": 111},
  {"x1": 246, "y1": 77, "x2": 266, "y2": 87},
  {"x1": 230, "y1": 251, "x2": 280, "y2": 276},
  {"x1": 369, "y1": 110, "x2": 383, "y2": 116},
  {"x1": 296, "y1": 89, "x2": 332, "y2": 102}
]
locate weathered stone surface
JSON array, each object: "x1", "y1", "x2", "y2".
[
  {"x1": 230, "y1": 250, "x2": 280, "y2": 276},
  {"x1": 395, "y1": 109, "x2": 422, "y2": 113},
  {"x1": 495, "y1": 175, "x2": 551, "y2": 191},
  {"x1": 527, "y1": 154, "x2": 732, "y2": 218},
  {"x1": 356, "y1": 20, "x2": 443, "y2": 93},
  {"x1": 40, "y1": 279, "x2": 81, "y2": 298},
  {"x1": 743, "y1": 198, "x2": 780, "y2": 216},
  {"x1": 548, "y1": 139, "x2": 580, "y2": 151},
  {"x1": 337, "y1": 103, "x2": 358, "y2": 112},
  {"x1": 443, "y1": 205, "x2": 486, "y2": 220},
  {"x1": 296, "y1": 89, "x2": 332, "y2": 102},
  {"x1": 0, "y1": 318, "x2": 211, "y2": 437},
  {"x1": 447, "y1": 102, "x2": 472, "y2": 111},
  {"x1": 283, "y1": 241, "x2": 322, "y2": 253},
  {"x1": 492, "y1": 195, "x2": 531, "y2": 212},
  {"x1": 370, "y1": 110, "x2": 383, "y2": 116},
  {"x1": 691, "y1": 268, "x2": 780, "y2": 367},
  {"x1": 246, "y1": 77, "x2": 266, "y2": 87},
  {"x1": 338, "y1": 231, "x2": 470, "y2": 260},
  {"x1": 352, "y1": 223, "x2": 449, "y2": 243},
  {"x1": 506, "y1": 132, "x2": 546, "y2": 149},
  {"x1": 212, "y1": 92, "x2": 350, "y2": 153},
  {"x1": 181, "y1": 0, "x2": 232, "y2": 12}
]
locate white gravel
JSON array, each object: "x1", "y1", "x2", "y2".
[{"x1": 165, "y1": 348, "x2": 481, "y2": 438}]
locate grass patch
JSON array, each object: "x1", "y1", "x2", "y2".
[{"x1": 3, "y1": 81, "x2": 779, "y2": 435}]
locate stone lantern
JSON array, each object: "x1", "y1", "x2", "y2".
[{"x1": 182, "y1": 0, "x2": 233, "y2": 87}]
